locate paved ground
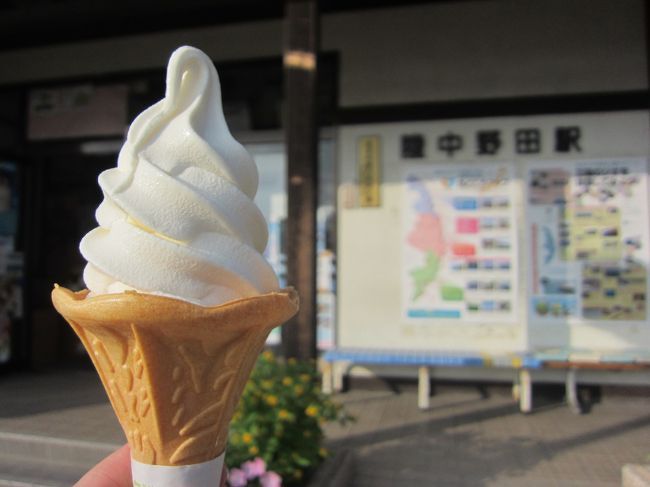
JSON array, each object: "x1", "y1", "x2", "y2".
[
  {"x1": 0, "y1": 369, "x2": 123, "y2": 445},
  {"x1": 323, "y1": 383, "x2": 650, "y2": 486},
  {"x1": 0, "y1": 369, "x2": 649, "y2": 486}
]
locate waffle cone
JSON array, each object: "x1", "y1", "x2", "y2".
[{"x1": 51, "y1": 285, "x2": 299, "y2": 466}]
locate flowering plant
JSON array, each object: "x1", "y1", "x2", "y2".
[
  {"x1": 226, "y1": 351, "x2": 352, "y2": 486},
  {"x1": 227, "y1": 457, "x2": 281, "y2": 487}
]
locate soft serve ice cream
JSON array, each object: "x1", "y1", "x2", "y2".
[
  {"x1": 52, "y1": 45, "x2": 298, "y2": 486},
  {"x1": 80, "y1": 46, "x2": 279, "y2": 306}
]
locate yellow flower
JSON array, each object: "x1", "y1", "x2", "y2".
[
  {"x1": 293, "y1": 470, "x2": 303, "y2": 480},
  {"x1": 282, "y1": 376, "x2": 293, "y2": 386},
  {"x1": 230, "y1": 433, "x2": 241, "y2": 445},
  {"x1": 319, "y1": 447, "x2": 328, "y2": 457},
  {"x1": 294, "y1": 385, "x2": 304, "y2": 396},
  {"x1": 265, "y1": 395, "x2": 279, "y2": 407},
  {"x1": 261, "y1": 380, "x2": 273, "y2": 390},
  {"x1": 287, "y1": 357, "x2": 297, "y2": 365},
  {"x1": 299, "y1": 374, "x2": 311, "y2": 383},
  {"x1": 278, "y1": 409, "x2": 291, "y2": 421},
  {"x1": 305, "y1": 405, "x2": 318, "y2": 417},
  {"x1": 303, "y1": 430, "x2": 312, "y2": 438},
  {"x1": 262, "y1": 350, "x2": 275, "y2": 362},
  {"x1": 248, "y1": 445, "x2": 259, "y2": 455},
  {"x1": 242, "y1": 432, "x2": 253, "y2": 444}
]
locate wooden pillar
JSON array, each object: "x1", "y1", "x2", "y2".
[
  {"x1": 282, "y1": 0, "x2": 319, "y2": 360},
  {"x1": 646, "y1": 0, "x2": 650, "y2": 108}
]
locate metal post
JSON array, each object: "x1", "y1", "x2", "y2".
[
  {"x1": 418, "y1": 366, "x2": 431, "y2": 410},
  {"x1": 519, "y1": 369, "x2": 533, "y2": 413},
  {"x1": 566, "y1": 368, "x2": 583, "y2": 414}
]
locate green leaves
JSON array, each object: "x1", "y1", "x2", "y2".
[{"x1": 226, "y1": 352, "x2": 352, "y2": 485}]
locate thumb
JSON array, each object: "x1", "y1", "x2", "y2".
[{"x1": 75, "y1": 444, "x2": 132, "y2": 487}]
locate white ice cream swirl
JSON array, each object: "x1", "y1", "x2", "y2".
[{"x1": 80, "y1": 46, "x2": 279, "y2": 306}]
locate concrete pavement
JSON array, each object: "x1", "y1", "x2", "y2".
[{"x1": 321, "y1": 382, "x2": 650, "y2": 486}]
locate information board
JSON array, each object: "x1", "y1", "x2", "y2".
[
  {"x1": 337, "y1": 110, "x2": 650, "y2": 354},
  {"x1": 402, "y1": 163, "x2": 519, "y2": 323},
  {"x1": 525, "y1": 158, "x2": 649, "y2": 325}
]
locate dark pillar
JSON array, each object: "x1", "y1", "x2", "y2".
[
  {"x1": 646, "y1": 0, "x2": 650, "y2": 106},
  {"x1": 282, "y1": 0, "x2": 319, "y2": 360}
]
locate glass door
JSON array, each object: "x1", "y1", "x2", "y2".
[{"x1": 245, "y1": 137, "x2": 337, "y2": 350}]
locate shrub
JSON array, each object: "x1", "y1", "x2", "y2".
[{"x1": 226, "y1": 351, "x2": 352, "y2": 485}]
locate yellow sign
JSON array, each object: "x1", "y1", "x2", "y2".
[
  {"x1": 358, "y1": 136, "x2": 381, "y2": 207},
  {"x1": 561, "y1": 206, "x2": 622, "y2": 261}
]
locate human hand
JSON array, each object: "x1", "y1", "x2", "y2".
[
  {"x1": 75, "y1": 444, "x2": 131, "y2": 487},
  {"x1": 75, "y1": 444, "x2": 227, "y2": 486}
]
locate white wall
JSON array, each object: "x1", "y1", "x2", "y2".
[{"x1": 0, "y1": 0, "x2": 645, "y2": 106}]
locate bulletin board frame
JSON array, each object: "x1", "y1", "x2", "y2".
[{"x1": 336, "y1": 109, "x2": 650, "y2": 356}]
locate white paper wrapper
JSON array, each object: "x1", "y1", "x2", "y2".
[{"x1": 131, "y1": 452, "x2": 224, "y2": 487}]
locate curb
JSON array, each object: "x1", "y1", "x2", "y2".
[
  {"x1": 0, "y1": 431, "x2": 120, "y2": 468},
  {"x1": 308, "y1": 449, "x2": 356, "y2": 487},
  {"x1": 623, "y1": 464, "x2": 650, "y2": 487}
]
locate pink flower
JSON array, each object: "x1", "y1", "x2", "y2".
[
  {"x1": 242, "y1": 457, "x2": 267, "y2": 479},
  {"x1": 228, "y1": 468, "x2": 248, "y2": 487},
  {"x1": 260, "y1": 471, "x2": 282, "y2": 487}
]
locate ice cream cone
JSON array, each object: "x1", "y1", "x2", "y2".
[{"x1": 51, "y1": 285, "x2": 298, "y2": 467}]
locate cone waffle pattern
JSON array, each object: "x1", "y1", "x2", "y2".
[{"x1": 52, "y1": 286, "x2": 298, "y2": 466}]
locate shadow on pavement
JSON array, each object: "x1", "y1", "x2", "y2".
[
  {"x1": 327, "y1": 389, "x2": 650, "y2": 486},
  {"x1": 0, "y1": 368, "x2": 109, "y2": 418}
]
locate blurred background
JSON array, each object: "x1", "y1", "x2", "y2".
[{"x1": 0, "y1": 0, "x2": 649, "y2": 486}]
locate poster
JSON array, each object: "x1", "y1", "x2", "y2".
[
  {"x1": 0, "y1": 161, "x2": 21, "y2": 364},
  {"x1": 316, "y1": 206, "x2": 337, "y2": 350},
  {"x1": 402, "y1": 162, "x2": 518, "y2": 323},
  {"x1": 358, "y1": 136, "x2": 381, "y2": 207},
  {"x1": 526, "y1": 158, "x2": 649, "y2": 324}
]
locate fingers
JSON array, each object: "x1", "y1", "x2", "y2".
[
  {"x1": 75, "y1": 444, "x2": 132, "y2": 487},
  {"x1": 221, "y1": 465, "x2": 228, "y2": 487}
]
